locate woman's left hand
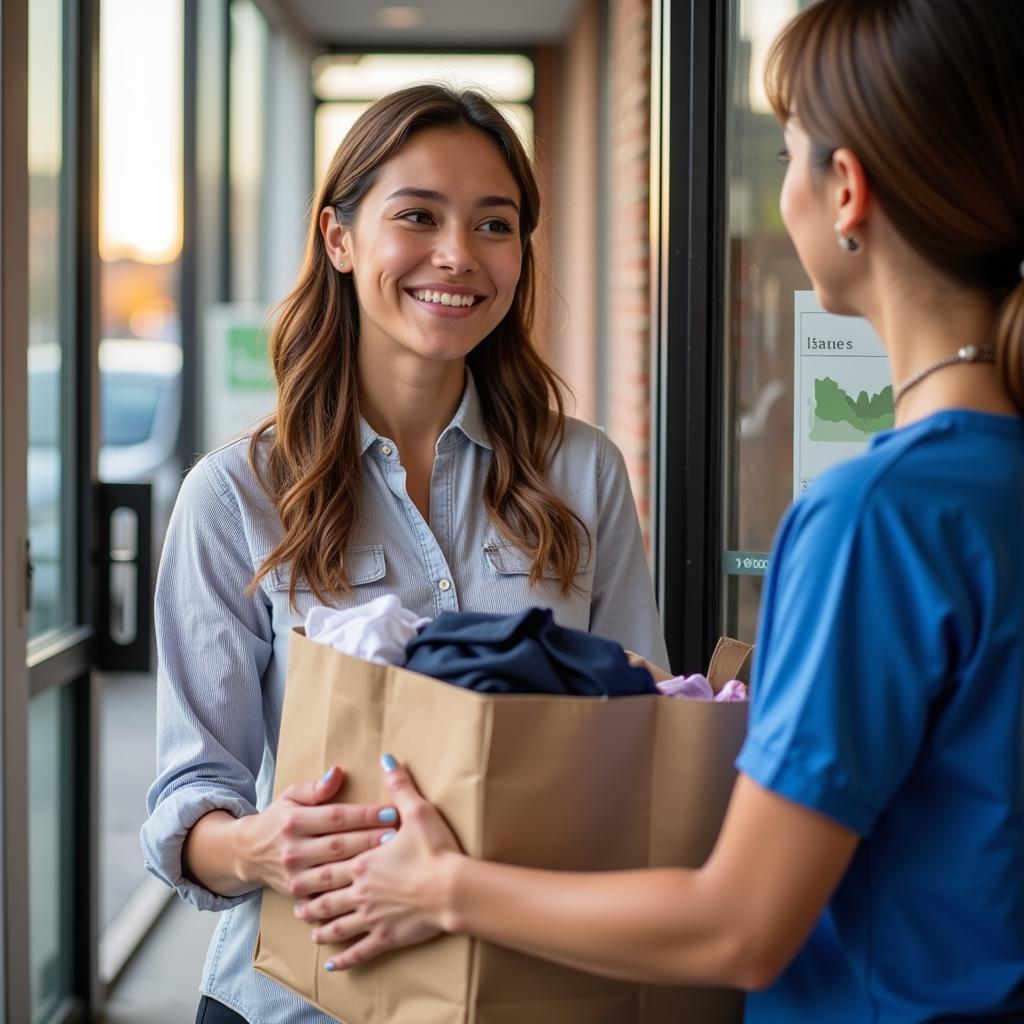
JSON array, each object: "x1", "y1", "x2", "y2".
[{"x1": 297, "y1": 755, "x2": 462, "y2": 970}]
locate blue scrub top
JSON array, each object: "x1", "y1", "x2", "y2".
[{"x1": 737, "y1": 410, "x2": 1024, "y2": 1023}]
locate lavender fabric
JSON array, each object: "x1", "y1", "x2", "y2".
[{"x1": 657, "y1": 674, "x2": 749, "y2": 702}]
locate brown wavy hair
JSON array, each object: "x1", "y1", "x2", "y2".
[
  {"x1": 249, "y1": 85, "x2": 588, "y2": 607},
  {"x1": 766, "y1": 0, "x2": 1024, "y2": 411}
]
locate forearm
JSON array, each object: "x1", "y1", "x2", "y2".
[
  {"x1": 182, "y1": 809, "x2": 259, "y2": 898},
  {"x1": 441, "y1": 855, "x2": 752, "y2": 988}
]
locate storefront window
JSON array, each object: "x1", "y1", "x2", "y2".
[{"x1": 721, "y1": 0, "x2": 810, "y2": 640}]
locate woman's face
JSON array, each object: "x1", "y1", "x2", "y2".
[
  {"x1": 779, "y1": 118, "x2": 857, "y2": 314},
  {"x1": 332, "y1": 124, "x2": 524, "y2": 365}
]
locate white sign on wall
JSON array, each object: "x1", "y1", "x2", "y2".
[
  {"x1": 202, "y1": 304, "x2": 277, "y2": 451},
  {"x1": 792, "y1": 291, "x2": 894, "y2": 497}
]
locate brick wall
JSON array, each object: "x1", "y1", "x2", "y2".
[
  {"x1": 604, "y1": 0, "x2": 653, "y2": 545},
  {"x1": 536, "y1": 0, "x2": 654, "y2": 545}
]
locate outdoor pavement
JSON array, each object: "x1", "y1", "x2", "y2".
[{"x1": 99, "y1": 669, "x2": 217, "y2": 1021}]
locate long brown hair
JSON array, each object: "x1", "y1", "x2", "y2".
[
  {"x1": 249, "y1": 85, "x2": 587, "y2": 607},
  {"x1": 766, "y1": 0, "x2": 1024, "y2": 411}
]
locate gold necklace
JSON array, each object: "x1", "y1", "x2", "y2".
[{"x1": 892, "y1": 344, "x2": 996, "y2": 408}]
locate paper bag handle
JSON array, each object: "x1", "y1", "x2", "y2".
[{"x1": 707, "y1": 637, "x2": 754, "y2": 690}]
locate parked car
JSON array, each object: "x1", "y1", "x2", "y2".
[{"x1": 28, "y1": 339, "x2": 182, "y2": 638}]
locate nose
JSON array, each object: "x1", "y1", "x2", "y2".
[{"x1": 431, "y1": 223, "x2": 478, "y2": 275}]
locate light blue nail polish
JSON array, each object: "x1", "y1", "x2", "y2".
[
  {"x1": 321, "y1": 768, "x2": 334, "y2": 785},
  {"x1": 379, "y1": 830, "x2": 396, "y2": 845},
  {"x1": 377, "y1": 806, "x2": 397, "y2": 824},
  {"x1": 380, "y1": 752, "x2": 398, "y2": 773},
  {"x1": 325, "y1": 961, "x2": 336, "y2": 972}
]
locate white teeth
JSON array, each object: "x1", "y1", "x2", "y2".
[{"x1": 412, "y1": 289, "x2": 476, "y2": 307}]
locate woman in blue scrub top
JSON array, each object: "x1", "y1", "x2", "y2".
[{"x1": 302, "y1": 2, "x2": 1024, "y2": 1020}]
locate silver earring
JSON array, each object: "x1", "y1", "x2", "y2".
[{"x1": 834, "y1": 220, "x2": 861, "y2": 253}]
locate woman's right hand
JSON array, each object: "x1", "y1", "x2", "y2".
[
  {"x1": 184, "y1": 766, "x2": 399, "y2": 900},
  {"x1": 237, "y1": 766, "x2": 399, "y2": 899}
]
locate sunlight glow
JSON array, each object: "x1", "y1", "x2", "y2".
[{"x1": 99, "y1": 0, "x2": 183, "y2": 264}]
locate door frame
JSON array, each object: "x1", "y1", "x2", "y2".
[
  {"x1": 649, "y1": 0, "x2": 728, "y2": 672},
  {"x1": 2, "y1": 0, "x2": 102, "y2": 1019}
]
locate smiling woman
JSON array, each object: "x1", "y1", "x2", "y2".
[{"x1": 141, "y1": 85, "x2": 667, "y2": 1024}]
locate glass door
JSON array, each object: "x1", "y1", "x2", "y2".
[
  {"x1": 719, "y1": 0, "x2": 812, "y2": 641},
  {"x1": 3, "y1": 0, "x2": 102, "y2": 1020}
]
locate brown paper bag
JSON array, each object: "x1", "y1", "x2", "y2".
[{"x1": 254, "y1": 629, "x2": 751, "y2": 1023}]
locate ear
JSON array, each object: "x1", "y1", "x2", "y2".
[
  {"x1": 830, "y1": 148, "x2": 871, "y2": 235},
  {"x1": 319, "y1": 206, "x2": 354, "y2": 274}
]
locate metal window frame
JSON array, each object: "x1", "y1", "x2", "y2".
[
  {"x1": 649, "y1": 0, "x2": 728, "y2": 673},
  {"x1": 3, "y1": 0, "x2": 102, "y2": 1017},
  {"x1": 0, "y1": 0, "x2": 32, "y2": 1017}
]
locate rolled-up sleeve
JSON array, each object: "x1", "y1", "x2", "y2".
[
  {"x1": 588, "y1": 433, "x2": 669, "y2": 669},
  {"x1": 141, "y1": 457, "x2": 273, "y2": 911}
]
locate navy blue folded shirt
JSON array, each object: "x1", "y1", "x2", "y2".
[{"x1": 403, "y1": 607, "x2": 657, "y2": 697}]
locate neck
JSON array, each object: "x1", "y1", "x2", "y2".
[
  {"x1": 854, "y1": 264, "x2": 1014, "y2": 426},
  {"x1": 357, "y1": 350, "x2": 467, "y2": 453}
]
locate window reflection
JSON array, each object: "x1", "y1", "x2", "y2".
[
  {"x1": 27, "y1": 0, "x2": 69, "y2": 640},
  {"x1": 724, "y1": 0, "x2": 810, "y2": 640}
]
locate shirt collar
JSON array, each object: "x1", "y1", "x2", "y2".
[
  {"x1": 443, "y1": 368, "x2": 492, "y2": 451},
  {"x1": 358, "y1": 367, "x2": 493, "y2": 456}
]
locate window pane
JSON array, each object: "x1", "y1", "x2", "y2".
[
  {"x1": 722, "y1": 0, "x2": 811, "y2": 640},
  {"x1": 27, "y1": 0, "x2": 72, "y2": 640},
  {"x1": 29, "y1": 687, "x2": 71, "y2": 1021},
  {"x1": 98, "y1": 0, "x2": 185, "y2": 936},
  {"x1": 230, "y1": 0, "x2": 268, "y2": 305}
]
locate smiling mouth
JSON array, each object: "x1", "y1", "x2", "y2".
[{"x1": 408, "y1": 288, "x2": 482, "y2": 308}]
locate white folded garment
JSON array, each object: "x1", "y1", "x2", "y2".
[{"x1": 304, "y1": 594, "x2": 432, "y2": 666}]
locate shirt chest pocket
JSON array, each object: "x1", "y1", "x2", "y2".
[
  {"x1": 482, "y1": 533, "x2": 593, "y2": 583},
  {"x1": 264, "y1": 544, "x2": 388, "y2": 615}
]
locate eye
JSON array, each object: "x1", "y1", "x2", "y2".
[
  {"x1": 479, "y1": 218, "x2": 513, "y2": 234},
  {"x1": 398, "y1": 209, "x2": 435, "y2": 225},
  {"x1": 777, "y1": 148, "x2": 791, "y2": 164}
]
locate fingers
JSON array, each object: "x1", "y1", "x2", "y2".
[
  {"x1": 286, "y1": 827, "x2": 395, "y2": 899},
  {"x1": 282, "y1": 766, "x2": 345, "y2": 807},
  {"x1": 288, "y1": 858, "x2": 354, "y2": 900},
  {"x1": 297, "y1": 886, "x2": 358, "y2": 927},
  {"x1": 379, "y1": 753, "x2": 424, "y2": 811},
  {"x1": 300, "y1": 800, "x2": 399, "y2": 837},
  {"x1": 325, "y1": 932, "x2": 389, "y2": 972},
  {"x1": 286, "y1": 828, "x2": 396, "y2": 894}
]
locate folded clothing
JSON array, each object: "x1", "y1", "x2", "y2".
[
  {"x1": 657, "y1": 674, "x2": 748, "y2": 702},
  {"x1": 305, "y1": 595, "x2": 431, "y2": 665},
  {"x1": 404, "y1": 606, "x2": 658, "y2": 697}
]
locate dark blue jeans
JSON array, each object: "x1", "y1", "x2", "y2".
[{"x1": 195, "y1": 996, "x2": 248, "y2": 1024}]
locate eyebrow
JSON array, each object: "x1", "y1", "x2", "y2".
[{"x1": 385, "y1": 186, "x2": 520, "y2": 214}]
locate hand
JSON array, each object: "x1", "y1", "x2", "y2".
[
  {"x1": 298, "y1": 755, "x2": 462, "y2": 970},
  {"x1": 238, "y1": 766, "x2": 399, "y2": 899}
]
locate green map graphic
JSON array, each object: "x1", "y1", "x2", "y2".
[{"x1": 810, "y1": 377, "x2": 894, "y2": 441}]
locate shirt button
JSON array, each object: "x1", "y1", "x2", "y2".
[
  {"x1": 380, "y1": 444, "x2": 392, "y2": 456},
  {"x1": 437, "y1": 578, "x2": 451, "y2": 592}
]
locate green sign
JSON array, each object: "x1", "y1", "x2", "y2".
[
  {"x1": 722, "y1": 550, "x2": 771, "y2": 577},
  {"x1": 227, "y1": 325, "x2": 271, "y2": 391}
]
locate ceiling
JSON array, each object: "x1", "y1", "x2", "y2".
[{"x1": 267, "y1": 0, "x2": 582, "y2": 47}]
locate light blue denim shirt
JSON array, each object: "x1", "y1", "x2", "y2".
[{"x1": 142, "y1": 372, "x2": 668, "y2": 1023}]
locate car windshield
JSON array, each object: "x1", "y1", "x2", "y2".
[{"x1": 101, "y1": 376, "x2": 164, "y2": 447}]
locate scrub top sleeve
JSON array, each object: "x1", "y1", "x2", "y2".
[
  {"x1": 141, "y1": 457, "x2": 273, "y2": 911},
  {"x1": 588, "y1": 432, "x2": 669, "y2": 669},
  {"x1": 737, "y1": 486, "x2": 950, "y2": 836}
]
